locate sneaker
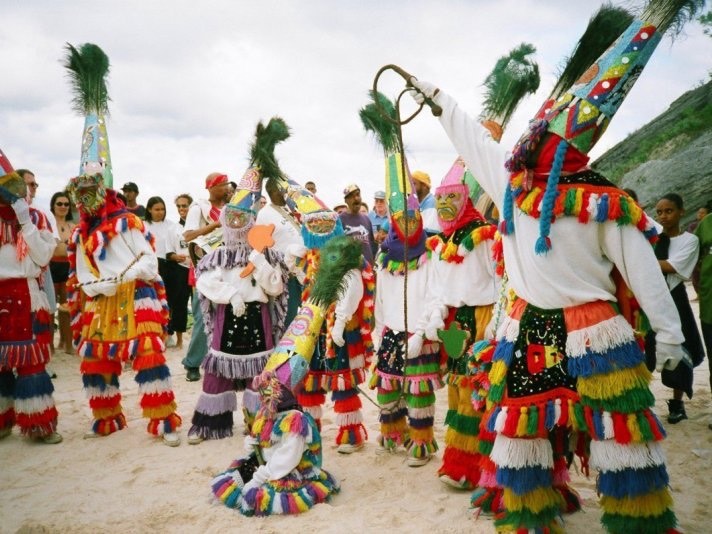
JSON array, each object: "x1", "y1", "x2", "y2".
[
  {"x1": 41, "y1": 432, "x2": 63, "y2": 444},
  {"x1": 165, "y1": 335, "x2": 177, "y2": 348},
  {"x1": 337, "y1": 442, "x2": 364, "y2": 454},
  {"x1": 185, "y1": 368, "x2": 201, "y2": 382},
  {"x1": 407, "y1": 455, "x2": 432, "y2": 467},
  {"x1": 83, "y1": 430, "x2": 102, "y2": 439},
  {"x1": 187, "y1": 433, "x2": 204, "y2": 445},
  {"x1": 0, "y1": 427, "x2": 11, "y2": 440},
  {"x1": 439, "y1": 474, "x2": 471, "y2": 489},
  {"x1": 163, "y1": 432, "x2": 181, "y2": 447},
  {"x1": 667, "y1": 399, "x2": 688, "y2": 424}
]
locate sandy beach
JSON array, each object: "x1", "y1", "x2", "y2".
[{"x1": 2, "y1": 292, "x2": 711, "y2": 534}]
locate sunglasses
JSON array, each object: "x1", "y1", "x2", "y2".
[
  {"x1": 27, "y1": 182, "x2": 39, "y2": 188},
  {"x1": 55, "y1": 201, "x2": 70, "y2": 207},
  {"x1": 176, "y1": 204, "x2": 189, "y2": 208}
]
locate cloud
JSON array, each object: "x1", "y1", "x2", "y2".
[{"x1": 2, "y1": 0, "x2": 709, "y2": 212}]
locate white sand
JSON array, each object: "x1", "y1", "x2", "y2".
[{"x1": 3, "y1": 293, "x2": 711, "y2": 534}]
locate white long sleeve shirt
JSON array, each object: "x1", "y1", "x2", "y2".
[
  {"x1": 333, "y1": 269, "x2": 364, "y2": 323},
  {"x1": 431, "y1": 90, "x2": 684, "y2": 345},
  {"x1": 375, "y1": 263, "x2": 434, "y2": 334},
  {"x1": 0, "y1": 211, "x2": 55, "y2": 279},
  {"x1": 196, "y1": 253, "x2": 283, "y2": 305}
]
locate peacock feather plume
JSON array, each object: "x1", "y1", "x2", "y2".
[
  {"x1": 63, "y1": 43, "x2": 111, "y2": 116},
  {"x1": 309, "y1": 236, "x2": 363, "y2": 308},
  {"x1": 359, "y1": 90, "x2": 401, "y2": 154},
  {"x1": 641, "y1": 0, "x2": 707, "y2": 35},
  {"x1": 250, "y1": 117, "x2": 290, "y2": 180},
  {"x1": 480, "y1": 42, "x2": 540, "y2": 135},
  {"x1": 551, "y1": 4, "x2": 634, "y2": 99}
]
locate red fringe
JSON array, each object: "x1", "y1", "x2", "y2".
[
  {"x1": 89, "y1": 394, "x2": 122, "y2": 410},
  {"x1": 438, "y1": 446, "x2": 482, "y2": 486},
  {"x1": 333, "y1": 394, "x2": 362, "y2": 413},
  {"x1": 297, "y1": 392, "x2": 326, "y2": 407},
  {"x1": 612, "y1": 412, "x2": 632, "y2": 444},
  {"x1": 140, "y1": 391, "x2": 175, "y2": 408},
  {"x1": 80, "y1": 359, "x2": 122, "y2": 375}
]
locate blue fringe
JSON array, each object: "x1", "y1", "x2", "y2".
[
  {"x1": 301, "y1": 219, "x2": 344, "y2": 250},
  {"x1": 497, "y1": 465, "x2": 552, "y2": 495},
  {"x1": 409, "y1": 416, "x2": 435, "y2": 429},
  {"x1": 15, "y1": 371, "x2": 54, "y2": 399},
  {"x1": 135, "y1": 365, "x2": 171, "y2": 384},
  {"x1": 534, "y1": 235, "x2": 551, "y2": 254},
  {"x1": 492, "y1": 340, "x2": 515, "y2": 366},
  {"x1": 380, "y1": 407, "x2": 408, "y2": 424},
  {"x1": 500, "y1": 185, "x2": 515, "y2": 235},
  {"x1": 535, "y1": 139, "x2": 567, "y2": 255},
  {"x1": 135, "y1": 285, "x2": 158, "y2": 299},
  {"x1": 545, "y1": 400, "x2": 556, "y2": 429},
  {"x1": 332, "y1": 389, "x2": 358, "y2": 401},
  {"x1": 82, "y1": 373, "x2": 120, "y2": 390},
  {"x1": 566, "y1": 341, "x2": 643, "y2": 378},
  {"x1": 595, "y1": 194, "x2": 609, "y2": 223},
  {"x1": 598, "y1": 465, "x2": 669, "y2": 499},
  {"x1": 486, "y1": 406, "x2": 502, "y2": 432},
  {"x1": 592, "y1": 410, "x2": 604, "y2": 439}
]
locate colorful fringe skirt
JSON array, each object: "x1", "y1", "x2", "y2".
[
  {"x1": 0, "y1": 277, "x2": 57, "y2": 437},
  {"x1": 484, "y1": 298, "x2": 676, "y2": 533}
]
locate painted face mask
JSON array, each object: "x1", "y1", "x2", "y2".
[
  {"x1": 224, "y1": 205, "x2": 253, "y2": 229},
  {"x1": 67, "y1": 174, "x2": 106, "y2": 216},
  {"x1": 392, "y1": 209, "x2": 423, "y2": 245},
  {"x1": 436, "y1": 189, "x2": 467, "y2": 225}
]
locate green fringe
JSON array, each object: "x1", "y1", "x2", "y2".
[
  {"x1": 478, "y1": 439, "x2": 494, "y2": 455},
  {"x1": 573, "y1": 403, "x2": 588, "y2": 431},
  {"x1": 579, "y1": 387, "x2": 655, "y2": 413},
  {"x1": 309, "y1": 236, "x2": 363, "y2": 307},
  {"x1": 376, "y1": 389, "x2": 402, "y2": 405},
  {"x1": 407, "y1": 393, "x2": 436, "y2": 409},
  {"x1": 601, "y1": 509, "x2": 676, "y2": 534},
  {"x1": 445, "y1": 413, "x2": 481, "y2": 436},
  {"x1": 526, "y1": 406, "x2": 539, "y2": 435}
]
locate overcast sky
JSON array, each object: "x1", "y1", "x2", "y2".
[{"x1": 1, "y1": 0, "x2": 709, "y2": 216}]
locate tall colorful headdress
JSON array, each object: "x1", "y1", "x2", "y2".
[
  {"x1": 499, "y1": 2, "x2": 703, "y2": 253},
  {"x1": 64, "y1": 43, "x2": 113, "y2": 186},
  {"x1": 360, "y1": 91, "x2": 423, "y2": 246}
]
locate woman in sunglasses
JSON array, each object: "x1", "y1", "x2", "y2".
[{"x1": 49, "y1": 191, "x2": 76, "y2": 354}]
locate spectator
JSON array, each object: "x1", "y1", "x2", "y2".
[
  {"x1": 412, "y1": 170, "x2": 441, "y2": 236},
  {"x1": 339, "y1": 184, "x2": 376, "y2": 264},
  {"x1": 49, "y1": 191, "x2": 76, "y2": 354},
  {"x1": 258, "y1": 195, "x2": 267, "y2": 210},
  {"x1": 645, "y1": 193, "x2": 704, "y2": 424},
  {"x1": 690, "y1": 204, "x2": 711, "y2": 298},
  {"x1": 333, "y1": 203, "x2": 347, "y2": 214},
  {"x1": 305, "y1": 180, "x2": 317, "y2": 194},
  {"x1": 120, "y1": 182, "x2": 146, "y2": 218},
  {"x1": 163, "y1": 194, "x2": 193, "y2": 350},
  {"x1": 360, "y1": 201, "x2": 369, "y2": 215},
  {"x1": 369, "y1": 190, "x2": 389, "y2": 245},
  {"x1": 694, "y1": 208, "x2": 712, "y2": 430},
  {"x1": 181, "y1": 172, "x2": 229, "y2": 382}
]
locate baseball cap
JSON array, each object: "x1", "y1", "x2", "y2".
[
  {"x1": 343, "y1": 183, "x2": 360, "y2": 198},
  {"x1": 121, "y1": 182, "x2": 139, "y2": 193},
  {"x1": 374, "y1": 190, "x2": 386, "y2": 200}
]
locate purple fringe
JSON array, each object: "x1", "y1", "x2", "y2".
[
  {"x1": 193, "y1": 389, "x2": 238, "y2": 416},
  {"x1": 202, "y1": 349, "x2": 270, "y2": 380}
]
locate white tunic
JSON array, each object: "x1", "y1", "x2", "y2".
[{"x1": 431, "y1": 90, "x2": 684, "y2": 345}]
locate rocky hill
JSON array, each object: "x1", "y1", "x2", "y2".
[{"x1": 592, "y1": 79, "x2": 712, "y2": 227}]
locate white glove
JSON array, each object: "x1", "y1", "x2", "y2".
[
  {"x1": 656, "y1": 342, "x2": 684, "y2": 372},
  {"x1": 407, "y1": 332, "x2": 424, "y2": 360},
  {"x1": 90, "y1": 280, "x2": 118, "y2": 297},
  {"x1": 408, "y1": 77, "x2": 439, "y2": 104},
  {"x1": 11, "y1": 198, "x2": 32, "y2": 226},
  {"x1": 483, "y1": 315, "x2": 497, "y2": 341},
  {"x1": 424, "y1": 310, "x2": 445, "y2": 341},
  {"x1": 286, "y1": 243, "x2": 307, "y2": 260},
  {"x1": 243, "y1": 435, "x2": 259, "y2": 454},
  {"x1": 331, "y1": 318, "x2": 346, "y2": 347},
  {"x1": 230, "y1": 293, "x2": 246, "y2": 317},
  {"x1": 248, "y1": 250, "x2": 268, "y2": 270},
  {"x1": 241, "y1": 479, "x2": 259, "y2": 495},
  {"x1": 123, "y1": 261, "x2": 155, "y2": 282}
]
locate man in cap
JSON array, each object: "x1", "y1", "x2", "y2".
[
  {"x1": 120, "y1": 182, "x2": 145, "y2": 218},
  {"x1": 369, "y1": 190, "x2": 389, "y2": 246},
  {"x1": 412, "y1": 171, "x2": 441, "y2": 236},
  {"x1": 339, "y1": 184, "x2": 375, "y2": 265},
  {"x1": 181, "y1": 172, "x2": 230, "y2": 382}
]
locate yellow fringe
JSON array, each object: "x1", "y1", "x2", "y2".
[
  {"x1": 600, "y1": 488, "x2": 673, "y2": 517},
  {"x1": 576, "y1": 363, "x2": 651, "y2": 399},
  {"x1": 93, "y1": 406, "x2": 123, "y2": 419},
  {"x1": 502, "y1": 486, "x2": 564, "y2": 514},
  {"x1": 627, "y1": 413, "x2": 644, "y2": 442},
  {"x1": 574, "y1": 188, "x2": 584, "y2": 213},
  {"x1": 409, "y1": 426, "x2": 433, "y2": 442},
  {"x1": 515, "y1": 407, "x2": 529, "y2": 437},
  {"x1": 143, "y1": 403, "x2": 177, "y2": 420},
  {"x1": 489, "y1": 360, "x2": 508, "y2": 385},
  {"x1": 445, "y1": 428, "x2": 480, "y2": 451},
  {"x1": 520, "y1": 188, "x2": 542, "y2": 213}
]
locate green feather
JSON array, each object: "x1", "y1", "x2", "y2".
[
  {"x1": 250, "y1": 117, "x2": 290, "y2": 180},
  {"x1": 63, "y1": 43, "x2": 111, "y2": 115},
  {"x1": 552, "y1": 4, "x2": 634, "y2": 99},
  {"x1": 359, "y1": 91, "x2": 400, "y2": 154},
  {"x1": 641, "y1": 0, "x2": 706, "y2": 35},
  {"x1": 480, "y1": 42, "x2": 540, "y2": 129},
  {"x1": 309, "y1": 236, "x2": 363, "y2": 308}
]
